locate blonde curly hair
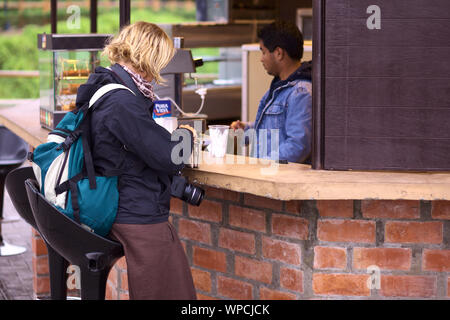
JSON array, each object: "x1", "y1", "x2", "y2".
[{"x1": 103, "y1": 21, "x2": 174, "y2": 84}]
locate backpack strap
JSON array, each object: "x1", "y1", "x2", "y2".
[
  {"x1": 54, "y1": 172, "x2": 84, "y2": 224},
  {"x1": 88, "y1": 83, "x2": 135, "y2": 109},
  {"x1": 69, "y1": 180, "x2": 81, "y2": 224},
  {"x1": 54, "y1": 172, "x2": 84, "y2": 196},
  {"x1": 83, "y1": 83, "x2": 136, "y2": 189}
]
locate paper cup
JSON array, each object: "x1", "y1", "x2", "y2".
[{"x1": 154, "y1": 117, "x2": 178, "y2": 134}]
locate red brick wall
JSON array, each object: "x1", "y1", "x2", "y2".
[
  {"x1": 31, "y1": 229, "x2": 50, "y2": 298},
  {"x1": 32, "y1": 189, "x2": 450, "y2": 299},
  {"x1": 170, "y1": 191, "x2": 449, "y2": 299},
  {"x1": 31, "y1": 228, "x2": 81, "y2": 299}
]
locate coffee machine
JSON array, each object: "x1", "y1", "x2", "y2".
[{"x1": 153, "y1": 37, "x2": 208, "y2": 134}]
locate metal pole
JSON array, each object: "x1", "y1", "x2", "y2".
[
  {"x1": 173, "y1": 37, "x2": 184, "y2": 116},
  {"x1": 312, "y1": 0, "x2": 324, "y2": 169},
  {"x1": 0, "y1": 183, "x2": 26, "y2": 256},
  {"x1": 51, "y1": 0, "x2": 57, "y2": 33},
  {"x1": 90, "y1": 0, "x2": 97, "y2": 33},
  {"x1": 119, "y1": 0, "x2": 130, "y2": 29},
  {"x1": 3, "y1": 0, "x2": 10, "y2": 30}
]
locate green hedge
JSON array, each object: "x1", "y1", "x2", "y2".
[
  {"x1": 0, "y1": 8, "x2": 221, "y2": 99},
  {"x1": 0, "y1": 24, "x2": 44, "y2": 99}
]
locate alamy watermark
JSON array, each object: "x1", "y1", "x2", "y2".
[
  {"x1": 67, "y1": 265, "x2": 81, "y2": 290},
  {"x1": 367, "y1": 5, "x2": 381, "y2": 30},
  {"x1": 170, "y1": 122, "x2": 282, "y2": 176},
  {"x1": 366, "y1": 265, "x2": 381, "y2": 290},
  {"x1": 66, "y1": 5, "x2": 81, "y2": 30}
]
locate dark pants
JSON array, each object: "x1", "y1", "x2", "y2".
[{"x1": 110, "y1": 221, "x2": 197, "y2": 300}]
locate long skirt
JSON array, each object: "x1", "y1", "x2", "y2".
[{"x1": 109, "y1": 221, "x2": 197, "y2": 300}]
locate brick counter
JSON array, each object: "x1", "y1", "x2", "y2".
[
  {"x1": 30, "y1": 163, "x2": 450, "y2": 299},
  {"x1": 30, "y1": 194, "x2": 450, "y2": 299},
  {"x1": 102, "y1": 191, "x2": 450, "y2": 300}
]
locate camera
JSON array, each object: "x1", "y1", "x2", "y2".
[{"x1": 170, "y1": 174, "x2": 205, "y2": 206}]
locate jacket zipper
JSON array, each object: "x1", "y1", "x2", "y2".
[{"x1": 255, "y1": 82, "x2": 294, "y2": 130}]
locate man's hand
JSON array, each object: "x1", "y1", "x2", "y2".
[
  {"x1": 179, "y1": 124, "x2": 197, "y2": 140},
  {"x1": 230, "y1": 120, "x2": 246, "y2": 130}
]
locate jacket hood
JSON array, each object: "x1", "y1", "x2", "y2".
[
  {"x1": 269, "y1": 60, "x2": 312, "y2": 92},
  {"x1": 289, "y1": 60, "x2": 312, "y2": 82},
  {"x1": 75, "y1": 66, "x2": 121, "y2": 108}
]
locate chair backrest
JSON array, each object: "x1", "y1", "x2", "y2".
[
  {"x1": 24, "y1": 178, "x2": 123, "y2": 267},
  {"x1": 0, "y1": 126, "x2": 28, "y2": 165},
  {"x1": 5, "y1": 166, "x2": 38, "y2": 230}
]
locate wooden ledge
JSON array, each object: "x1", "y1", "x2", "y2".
[{"x1": 185, "y1": 153, "x2": 450, "y2": 201}]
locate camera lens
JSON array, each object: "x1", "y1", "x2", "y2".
[
  {"x1": 171, "y1": 175, "x2": 205, "y2": 206},
  {"x1": 183, "y1": 183, "x2": 205, "y2": 206}
]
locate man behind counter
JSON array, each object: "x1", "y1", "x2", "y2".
[{"x1": 231, "y1": 21, "x2": 312, "y2": 164}]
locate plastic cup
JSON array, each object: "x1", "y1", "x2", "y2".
[
  {"x1": 192, "y1": 139, "x2": 201, "y2": 168},
  {"x1": 208, "y1": 125, "x2": 229, "y2": 158}
]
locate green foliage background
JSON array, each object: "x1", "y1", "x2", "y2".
[{"x1": 0, "y1": 7, "x2": 219, "y2": 99}]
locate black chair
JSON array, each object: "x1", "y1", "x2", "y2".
[
  {"x1": 25, "y1": 178, "x2": 124, "y2": 300},
  {"x1": 5, "y1": 166, "x2": 68, "y2": 300},
  {"x1": 0, "y1": 126, "x2": 28, "y2": 256}
]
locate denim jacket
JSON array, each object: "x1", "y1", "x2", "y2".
[{"x1": 246, "y1": 62, "x2": 312, "y2": 163}]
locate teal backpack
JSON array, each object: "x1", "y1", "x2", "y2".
[{"x1": 29, "y1": 83, "x2": 135, "y2": 236}]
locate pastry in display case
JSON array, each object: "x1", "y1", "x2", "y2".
[{"x1": 37, "y1": 33, "x2": 111, "y2": 129}]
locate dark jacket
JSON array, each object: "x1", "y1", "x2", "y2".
[{"x1": 75, "y1": 63, "x2": 184, "y2": 224}]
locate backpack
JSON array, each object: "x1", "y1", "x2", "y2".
[{"x1": 29, "y1": 83, "x2": 135, "y2": 236}]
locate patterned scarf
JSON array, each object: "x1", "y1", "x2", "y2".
[{"x1": 121, "y1": 64, "x2": 156, "y2": 101}]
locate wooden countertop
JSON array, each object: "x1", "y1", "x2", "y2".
[
  {"x1": 0, "y1": 99, "x2": 48, "y2": 148},
  {"x1": 2, "y1": 99, "x2": 450, "y2": 201},
  {"x1": 185, "y1": 153, "x2": 450, "y2": 200}
]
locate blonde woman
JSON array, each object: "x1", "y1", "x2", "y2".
[{"x1": 75, "y1": 21, "x2": 196, "y2": 299}]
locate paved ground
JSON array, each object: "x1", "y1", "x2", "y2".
[
  {"x1": 0, "y1": 186, "x2": 34, "y2": 300},
  {"x1": 1, "y1": 105, "x2": 37, "y2": 299}
]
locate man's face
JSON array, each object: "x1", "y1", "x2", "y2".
[{"x1": 259, "y1": 40, "x2": 278, "y2": 77}]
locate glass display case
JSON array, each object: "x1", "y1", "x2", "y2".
[{"x1": 37, "y1": 33, "x2": 110, "y2": 129}]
